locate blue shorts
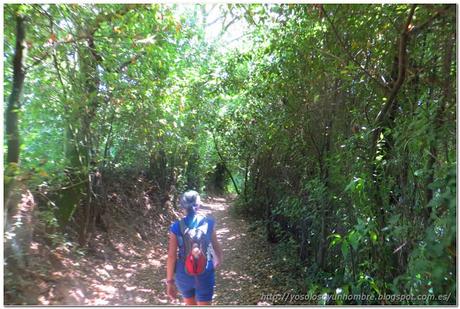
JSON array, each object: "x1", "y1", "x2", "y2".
[{"x1": 175, "y1": 261, "x2": 215, "y2": 302}]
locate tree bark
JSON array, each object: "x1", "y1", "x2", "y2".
[
  {"x1": 371, "y1": 5, "x2": 416, "y2": 155},
  {"x1": 6, "y1": 14, "x2": 26, "y2": 164}
]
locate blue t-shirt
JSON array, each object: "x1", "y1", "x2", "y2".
[{"x1": 170, "y1": 212, "x2": 215, "y2": 277}]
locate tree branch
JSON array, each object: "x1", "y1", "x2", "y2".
[
  {"x1": 371, "y1": 4, "x2": 416, "y2": 154},
  {"x1": 410, "y1": 5, "x2": 453, "y2": 36},
  {"x1": 321, "y1": 6, "x2": 389, "y2": 91}
]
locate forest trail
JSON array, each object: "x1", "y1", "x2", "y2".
[
  {"x1": 22, "y1": 196, "x2": 278, "y2": 305},
  {"x1": 200, "y1": 197, "x2": 277, "y2": 305},
  {"x1": 4, "y1": 4, "x2": 456, "y2": 306}
]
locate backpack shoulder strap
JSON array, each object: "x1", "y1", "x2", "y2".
[
  {"x1": 179, "y1": 218, "x2": 187, "y2": 236},
  {"x1": 179, "y1": 218, "x2": 191, "y2": 258}
]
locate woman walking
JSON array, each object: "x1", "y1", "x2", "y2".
[{"x1": 166, "y1": 190, "x2": 223, "y2": 305}]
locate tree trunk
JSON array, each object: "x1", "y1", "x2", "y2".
[
  {"x1": 425, "y1": 32, "x2": 454, "y2": 220},
  {"x1": 75, "y1": 29, "x2": 102, "y2": 246},
  {"x1": 212, "y1": 134, "x2": 240, "y2": 195},
  {"x1": 6, "y1": 14, "x2": 26, "y2": 164},
  {"x1": 243, "y1": 155, "x2": 250, "y2": 203}
]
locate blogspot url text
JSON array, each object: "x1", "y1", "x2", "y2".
[{"x1": 260, "y1": 292, "x2": 451, "y2": 303}]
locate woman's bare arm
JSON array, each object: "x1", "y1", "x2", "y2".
[
  {"x1": 211, "y1": 230, "x2": 223, "y2": 267},
  {"x1": 167, "y1": 232, "x2": 178, "y2": 281}
]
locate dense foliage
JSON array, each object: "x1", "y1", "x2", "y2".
[{"x1": 4, "y1": 4, "x2": 456, "y2": 305}]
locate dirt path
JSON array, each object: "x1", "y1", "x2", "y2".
[
  {"x1": 200, "y1": 197, "x2": 277, "y2": 305},
  {"x1": 19, "y1": 196, "x2": 278, "y2": 305},
  {"x1": 110, "y1": 196, "x2": 278, "y2": 305}
]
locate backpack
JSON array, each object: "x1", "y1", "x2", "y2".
[{"x1": 179, "y1": 215, "x2": 212, "y2": 276}]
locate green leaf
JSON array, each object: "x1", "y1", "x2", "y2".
[
  {"x1": 329, "y1": 233, "x2": 342, "y2": 247},
  {"x1": 370, "y1": 280, "x2": 381, "y2": 296},
  {"x1": 414, "y1": 169, "x2": 424, "y2": 177},
  {"x1": 348, "y1": 230, "x2": 360, "y2": 250},
  {"x1": 369, "y1": 230, "x2": 378, "y2": 243}
]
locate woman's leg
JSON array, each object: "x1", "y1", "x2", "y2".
[
  {"x1": 175, "y1": 275, "x2": 196, "y2": 305},
  {"x1": 196, "y1": 270, "x2": 214, "y2": 305},
  {"x1": 184, "y1": 297, "x2": 197, "y2": 305}
]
